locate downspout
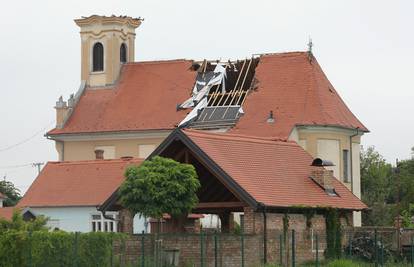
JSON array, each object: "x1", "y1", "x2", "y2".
[{"x1": 350, "y1": 128, "x2": 359, "y2": 194}]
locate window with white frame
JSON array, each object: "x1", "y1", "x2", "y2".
[{"x1": 91, "y1": 212, "x2": 118, "y2": 232}]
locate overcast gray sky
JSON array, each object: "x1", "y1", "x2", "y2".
[{"x1": 1, "y1": 0, "x2": 413, "y2": 193}]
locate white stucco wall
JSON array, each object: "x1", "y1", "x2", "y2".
[
  {"x1": 352, "y1": 143, "x2": 362, "y2": 227},
  {"x1": 133, "y1": 214, "x2": 147, "y2": 234},
  {"x1": 31, "y1": 206, "x2": 99, "y2": 232},
  {"x1": 31, "y1": 206, "x2": 146, "y2": 233}
]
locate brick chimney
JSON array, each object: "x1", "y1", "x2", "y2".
[
  {"x1": 55, "y1": 96, "x2": 70, "y2": 129},
  {"x1": 94, "y1": 149, "x2": 104, "y2": 160},
  {"x1": 310, "y1": 167, "x2": 334, "y2": 191}
]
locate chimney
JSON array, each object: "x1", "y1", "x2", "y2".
[
  {"x1": 310, "y1": 168, "x2": 334, "y2": 191},
  {"x1": 95, "y1": 149, "x2": 104, "y2": 160},
  {"x1": 55, "y1": 96, "x2": 69, "y2": 129},
  {"x1": 310, "y1": 158, "x2": 336, "y2": 195}
]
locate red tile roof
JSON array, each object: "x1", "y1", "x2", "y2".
[
  {"x1": 182, "y1": 129, "x2": 366, "y2": 210},
  {"x1": 231, "y1": 52, "x2": 368, "y2": 137},
  {"x1": 48, "y1": 60, "x2": 197, "y2": 135},
  {"x1": 18, "y1": 158, "x2": 143, "y2": 208},
  {"x1": 0, "y1": 207, "x2": 17, "y2": 220},
  {"x1": 47, "y1": 52, "x2": 367, "y2": 138}
]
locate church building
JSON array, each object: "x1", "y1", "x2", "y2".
[{"x1": 19, "y1": 15, "x2": 368, "y2": 233}]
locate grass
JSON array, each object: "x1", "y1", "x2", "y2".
[{"x1": 260, "y1": 258, "x2": 413, "y2": 267}]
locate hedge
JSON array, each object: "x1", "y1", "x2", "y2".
[{"x1": 0, "y1": 230, "x2": 125, "y2": 267}]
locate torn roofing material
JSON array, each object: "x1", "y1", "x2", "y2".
[
  {"x1": 47, "y1": 52, "x2": 367, "y2": 139},
  {"x1": 179, "y1": 129, "x2": 366, "y2": 210},
  {"x1": 18, "y1": 158, "x2": 143, "y2": 208}
]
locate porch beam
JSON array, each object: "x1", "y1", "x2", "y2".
[{"x1": 196, "y1": 201, "x2": 245, "y2": 209}]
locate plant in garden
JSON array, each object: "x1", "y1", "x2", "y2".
[
  {"x1": 119, "y1": 156, "x2": 200, "y2": 231},
  {"x1": 0, "y1": 180, "x2": 21, "y2": 207},
  {"x1": 0, "y1": 210, "x2": 48, "y2": 233}
]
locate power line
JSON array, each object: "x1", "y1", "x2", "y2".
[
  {"x1": 0, "y1": 163, "x2": 32, "y2": 170},
  {"x1": 0, "y1": 121, "x2": 54, "y2": 153}
]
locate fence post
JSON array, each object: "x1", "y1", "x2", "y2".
[
  {"x1": 348, "y1": 232, "x2": 352, "y2": 258},
  {"x1": 315, "y1": 234, "x2": 319, "y2": 267},
  {"x1": 28, "y1": 231, "x2": 32, "y2": 267},
  {"x1": 291, "y1": 230, "x2": 295, "y2": 267},
  {"x1": 411, "y1": 235, "x2": 413, "y2": 267},
  {"x1": 380, "y1": 234, "x2": 384, "y2": 267},
  {"x1": 72, "y1": 232, "x2": 79, "y2": 267},
  {"x1": 200, "y1": 231, "x2": 204, "y2": 267},
  {"x1": 110, "y1": 233, "x2": 113, "y2": 267},
  {"x1": 241, "y1": 230, "x2": 245, "y2": 267},
  {"x1": 374, "y1": 229, "x2": 378, "y2": 267},
  {"x1": 214, "y1": 231, "x2": 218, "y2": 267},
  {"x1": 279, "y1": 234, "x2": 283, "y2": 266},
  {"x1": 141, "y1": 231, "x2": 145, "y2": 267}
]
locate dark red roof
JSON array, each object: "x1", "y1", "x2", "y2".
[
  {"x1": 0, "y1": 207, "x2": 17, "y2": 220},
  {"x1": 47, "y1": 52, "x2": 367, "y2": 138},
  {"x1": 48, "y1": 60, "x2": 196, "y2": 135},
  {"x1": 231, "y1": 52, "x2": 368, "y2": 137},
  {"x1": 182, "y1": 129, "x2": 366, "y2": 210},
  {"x1": 18, "y1": 158, "x2": 143, "y2": 207}
]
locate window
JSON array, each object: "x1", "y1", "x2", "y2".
[
  {"x1": 343, "y1": 149, "x2": 350, "y2": 183},
  {"x1": 91, "y1": 212, "x2": 118, "y2": 232},
  {"x1": 92, "y1": 42, "x2": 104, "y2": 72},
  {"x1": 138, "y1": 144, "x2": 156, "y2": 158},
  {"x1": 120, "y1": 43, "x2": 127, "y2": 63}
]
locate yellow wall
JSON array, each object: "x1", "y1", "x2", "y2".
[
  {"x1": 61, "y1": 137, "x2": 165, "y2": 161},
  {"x1": 289, "y1": 126, "x2": 363, "y2": 226},
  {"x1": 77, "y1": 17, "x2": 139, "y2": 87}
]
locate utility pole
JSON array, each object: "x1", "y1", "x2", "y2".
[{"x1": 32, "y1": 162, "x2": 44, "y2": 175}]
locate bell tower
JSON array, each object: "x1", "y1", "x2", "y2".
[{"x1": 75, "y1": 15, "x2": 142, "y2": 87}]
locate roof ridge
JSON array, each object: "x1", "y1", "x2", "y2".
[
  {"x1": 48, "y1": 158, "x2": 144, "y2": 166},
  {"x1": 183, "y1": 129, "x2": 299, "y2": 147},
  {"x1": 125, "y1": 59, "x2": 192, "y2": 65}
]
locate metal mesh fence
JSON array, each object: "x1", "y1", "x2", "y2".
[{"x1": 7, "y1": 228, "x2": 414, "y2": 266}]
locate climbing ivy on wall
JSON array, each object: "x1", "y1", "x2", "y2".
[{"x1": 325, "y1": 208, "x2": 342, "y2": 259}]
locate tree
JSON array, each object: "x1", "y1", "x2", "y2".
[
  {"x1": 0, "y1": 180, "x2": 21, "y2": 206},
  {"x1": 119, "y1": 156, "x2": 200, "y2": 231},
  {"x1": 360, "y1": 146, "x2": 394, "y2": 226}
]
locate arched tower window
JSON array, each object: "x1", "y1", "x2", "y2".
[
  {"x1": 92, "y1": 42, "x2": 104, "y2": 72},
  {"x1": 120, "y1": 43, "x2": 127, "y2": 63}
]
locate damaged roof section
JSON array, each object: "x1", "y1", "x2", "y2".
[
  {"x1": 47, "y1": 52, "x2": 367, "y2": 139},
  {"x1": 178, "y1": 57, "x2": 260, "y2": 129}
]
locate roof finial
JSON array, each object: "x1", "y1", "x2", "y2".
[{"x1": 307, "y1": 37, "x2": 313, "y2": 62}]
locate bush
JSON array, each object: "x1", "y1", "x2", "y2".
[{"x1": 0, "y1": 230, "x2": 124, "y2": 267}]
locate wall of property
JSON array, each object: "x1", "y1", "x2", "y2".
[
  {"x1": 60, "y1": 137, "x2": 164, "y2": 161},
  {"x1": 30, "y1": 206, "x2": 146, "y2": 233},
  {"x1": 289, "y1": 126, "x2": 363, "y2": 226},
  {"x1": 31, "y1": 206, "x2": 100, "y2": 232},
  {"x1": 78, "y1": 19, "x2": 137, "y2": 87}
]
